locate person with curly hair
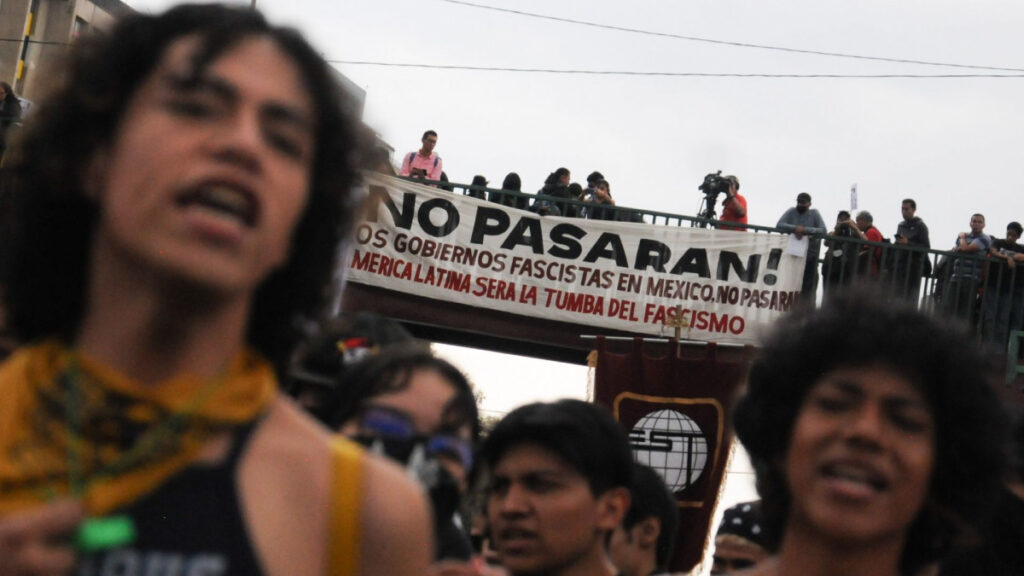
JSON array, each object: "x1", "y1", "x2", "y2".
[
  {"x1": 0, "y1": 4, "x2": 429, "y2": 575},
  {"x1": 732, "y1": 289, "x2": 1009, "y2": 576}
]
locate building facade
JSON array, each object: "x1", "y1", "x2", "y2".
[{"x1": 0, "y1": 0, "x2": 131, "y2": 102}]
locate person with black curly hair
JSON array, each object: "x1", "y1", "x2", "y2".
[
  {"x1": 0, "y1": 4, "x2": 429, "y2": 575},
  {"x1": 732, "y1": 289, "x2": 1009, "y2": 576}
]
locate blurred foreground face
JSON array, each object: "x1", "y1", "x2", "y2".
[
  {"x1": 487, "y1": 444, "x2": 611, "y2": 575},
  {"x1": 93, "y1": 35, "x2": 314, "y2": 296},
  {"x1": 784, "y1": 365, "x2": 935, "y2": 544}
]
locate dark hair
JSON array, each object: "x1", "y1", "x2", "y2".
[
  {"x1": 287, "y1": 312, "x2": 416, "y2": 415},
  {"x1": 423, "y1": 130, "x2": 438, "y2": 140},
  {"x1": 0, "y1": 4, "x2": 364, "y2": 373},
  {"x1": 567, "y1": 182, "x2": 584, "y2": 198},
  {"x1": 837, "y1": 210, "x2": 851, "y2": 220},
  {"x1": 0, "y1": 81, "x2": 15, "y2": 103},
  {"x1": 1009, "y1": 406, "x2": 1024, "y2": 482},
  {"x1": 1007, "y1": 221, "x2": 1022, "y2": 236},
  {"x1": 479, "y1": 399, "x2": 633, "y2": 496},
  {"x1": 733, "y1": 289, "x2": 1008, "y2": 575},
  {"x1": 587, "y1": 171, "x2": 604, "y2": 184},
  {"x1": 543, "y1": 167, "x2": 570, "y2": 186},
  {"x1": 500, "y1": 172, "x2": 521, "y2": 191},
  {"x1": 796, "y1": 192, "x2": 812, "y2": 203},
  {"x1": 623, "y1": 462, "x2": 678, "y2": 570},
  {"x1": 323, "y1": 344, "x2": 480, "y2": 440},
  {"x1": 903, "y1": 198, "x2": 917, "y2": 210},
  {"x1": 715, "y1": 500, "x2": 768, "y2": 549},
  {"x1": 0, "y1": 81, "x2": 22, "y2": 130},
  {"x1": 437, "y1": 171, "x2": 455, "y2": 192}
]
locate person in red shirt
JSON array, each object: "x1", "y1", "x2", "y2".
[
  {"x1": 855, "y1": 210, "x2": 884, "y2": 277},
  {"x1": 719, "y1": 175, "x2": 747, "y2": 231}
]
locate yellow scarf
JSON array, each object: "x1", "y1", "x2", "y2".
[{"x1": 0, "y1": 340, "x2": 275, "y2": 515}]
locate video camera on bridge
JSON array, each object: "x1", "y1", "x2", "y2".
[
  {"x1": 695, "y1": 170, "x2": 731, "y2": 223},
  {"x1": 698, "y1": 170, "x2": 731, "y2": 199}
]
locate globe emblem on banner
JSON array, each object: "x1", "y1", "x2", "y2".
[{"x1": 630, "y1": 409, "x2": 709, "y2": 493}]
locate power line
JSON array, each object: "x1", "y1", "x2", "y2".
[
  {"x1": 439, "y1": 0, "x2": 1024, "y2": 73},
  {"x1": 328, "y1": 60, "x2": 1024, "y2": 78}
]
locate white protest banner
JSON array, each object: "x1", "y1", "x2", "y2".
[{"x1": 346, "y1": 174, "x2": 805, "y2": 344}]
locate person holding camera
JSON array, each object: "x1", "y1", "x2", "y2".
[
  {"x1": 822, "y1": 210, "x2": 862, "y2": 299},
  {"x1": 719, "y1": 174, "x2": 747, "y2": 231},
  {"x1": 584, "y1": 178, "x2": 617, "y2": 221},
  {"x1": 400, "y1": 129, "x2": 444, "y2": 183}
]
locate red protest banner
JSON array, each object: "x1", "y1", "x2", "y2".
[{"x1": 593, "y1": 337, "x2": 750, "y2": 573}]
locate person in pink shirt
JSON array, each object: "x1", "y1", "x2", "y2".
[{"x1": 400, "y1": 129, "x2": 443, "y2": 182}]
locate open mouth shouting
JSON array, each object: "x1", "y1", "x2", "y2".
[
  {"x1": 819, "y1": 460, "x2": 891, "y2": 501},
  {"x1": 178, "y1": 183, "x2": 259, "y2": 228}
]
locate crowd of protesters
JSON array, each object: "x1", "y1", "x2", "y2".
[
  {"x1": 814, "y1": 201, "x2": 1023, "y2": 348},
  {"x1": 396, "y1": 133, "x2": 643, "y2": 223},
  {"x1": 0, "y1": 4, "x2": 1022, "y2": 576},
  {"x1": 394, "y1": 131, "x2": 1023, "y2": 350}
]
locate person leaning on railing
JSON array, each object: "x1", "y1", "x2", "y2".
[
  {"x1": 942, "y1": 213, "x2": 991, "y2": 322},
  {"x1": 982, "y1": 221, "x2": 1024, "y2": 346},
  {"x1": 855, "y1": 210, "x2": 884, "y2": 277},
  {"x1": 821, "y1": 211, "x2": 861, "y2": 299}
]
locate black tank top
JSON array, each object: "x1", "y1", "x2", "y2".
[{"x1": 76, "y1": 420, "x2": 266, "y2": 576}]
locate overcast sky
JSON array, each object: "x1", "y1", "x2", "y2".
[
  {"x1": 126, "y1": 0, "x2": 1024, "y2": 404},
  {"x1": 118, "y1": 1, "x2": 1020, "y2": 567},
  {"x1": 126, "y1": 0, "x2": 1024, "y2": 248}
]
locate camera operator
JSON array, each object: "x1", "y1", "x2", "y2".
[{"x1": 719, "y1": 175, "x2": 747, "y2": 230}]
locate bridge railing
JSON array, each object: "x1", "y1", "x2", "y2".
[{"x1": 396, "y1": 176, "x2": 1023, "y2": 354}]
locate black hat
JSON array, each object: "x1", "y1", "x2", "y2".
[{"x1": 716, "y1": 500, "x2": 767, "y2": 548}]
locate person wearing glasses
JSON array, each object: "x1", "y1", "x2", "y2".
[{"x1": 292, "y1": 339, "x2": 481, "y2": 568}]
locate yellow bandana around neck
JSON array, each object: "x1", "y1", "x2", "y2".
[{"x1": 0, "y1": 340, "x2": 276, "y2": 515}]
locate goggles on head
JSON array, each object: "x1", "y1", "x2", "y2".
[{"x1": 354, "y1": 405, "x2": 473, "y2": 471}]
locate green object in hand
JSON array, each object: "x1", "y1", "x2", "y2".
[{"x1": 75, "y1": 515, "x2": 137, "y2": 552}]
